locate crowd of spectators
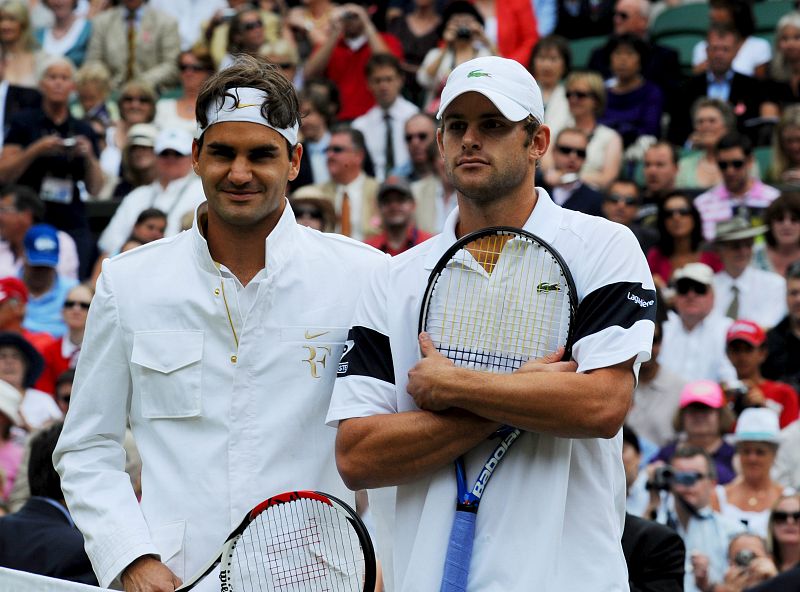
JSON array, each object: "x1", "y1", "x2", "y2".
[{"x1": 0, "y1": 0, "x2": 797, "y2": 589}]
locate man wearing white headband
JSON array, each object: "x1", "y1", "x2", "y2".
[
  {"x1": 330, "y1": 55, "x2": 657, "y2": 590},
  {"x1": 55, "y1": 55, "x2": 383, "y2": 592}
]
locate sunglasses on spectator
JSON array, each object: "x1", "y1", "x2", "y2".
[
  {"x1": 326, "y1": 145, "x2": 350, "y2": 154},
  {"x1": 121, "y1": 95, "x2": 153, "y2": 104},
  {"x1": 605, "y1": 194, "x2": 638, "y2": 206},
  {"x1": 57, "y1": 394, "x2": 71, "y2": 404},
  {"x1": 665, "y1": 207, "x2": 692, "y2": 218},
  {"x1": 64, "y1": 300, "x2": 91, "y2": 310},
  {"x1": 717, "y1": 159, "x2": 746, "y2": 171},
  {"x1": 276, "y1": 63, "x2": 295, "y2": 70},
  {"x1": 613, "y1": 10, "x2": 630, "y2": 20},
  {"x1": 566, "y1": 90, "x2": 593, "y2": 100},
  {"x1": 242, "y1": 20, "x2": 263, "y2": 31},
  {"x1": 672, "y1": 471, "x2": 707, "y2": 486},
  {"x1": 774, "y1": 511, "x2": 800, "y2": 524},
  {"x1": 405, "y1": 132, "x2": 429, "y2": 143},
  {"x1": 295, "y1": 207, "x2": 323, "y2": 220},
  {"x1": 675, "y1": 279, "x2": 708, "y2": 296},
  {"x1": 179, "y1": 64, "x2": 208, "y2": 72},
  {"x1": 556, "y1": 145, "x2": 587, "y2": 158}
]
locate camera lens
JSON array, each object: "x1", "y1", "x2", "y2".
[{"x1": 456, "y1": 27, "x2": 472, "y2": 39}]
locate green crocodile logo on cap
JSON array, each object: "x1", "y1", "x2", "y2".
[{"x1": 467, "y1": 69, "x2": 491, "y2": 78}]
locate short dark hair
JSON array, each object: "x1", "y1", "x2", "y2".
[
  {"x1": 709, "y1": 0, "x2": 756, "y2": 39},
  {"x1": 671, "y1": 445, "x2": 718, "y2": 481},
  {"x1": 330, "y1": 123, "x2": 366, "y2": 154},
  {"x1": 656, "y1": 193, "x2": 704, "y2": 257},
  {"x1": 55, "y1": 368, "x2": 74, "y2": 391},
  {"x1": 1, "y1": 184, "x2": 45, "y2": 222},
  {"x1": 708, "y1": 21, "x2": 740, "y2": 41},
  {"x1": 622, "y1": 425, "x2": 641, "y2": 454},
  {"x1": 298, "y1": 88, "x2": 335, "y2": 129},
  {"x1": 195, "y1": 54, "x2": 300, "y2": 157},
  {"x1": 365, "y1": 53, "x2": 402, "y2": 78},
  {"x1": 647, "y1": 141, "x2": 680, "y2": 166},
  {"x1": 715, "y1": 131, "x2": 753, "y2": 157},
  {"x1": 528, "y1": 35, "x2": 572, "y2": 78},
  {"x1": 763, "y1": 193, "x2": 800, "y2": 247},
  {"x1": 28, "y1": 422, "x2": 64, "y2": 500},
  {"x1": 607, "y1": 33, "x2": 650, "y2": 66},
  {"x1": 135, "y1": 208, "x2": 167, "y2": 226}
]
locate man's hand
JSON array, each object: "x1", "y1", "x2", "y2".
[
  {"x1": 121, "y1": 555, "x2": 182, "y2": 592},
  {"x1": 407, "y1": 332, "x2": 456, "y2": 412},
  {"x1": 515, "y1": 346, "x2": 578, "y2": 375},
  {"x1": 691, "y1": 551, "x2": 711, "y2": 592}
]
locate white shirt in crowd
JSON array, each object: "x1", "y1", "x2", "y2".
[
  {"x1": 328, "y1": 189, "x2": 656, "y2": 591},
  {"x1": 351, "y1": 97, "x2": 419, "y2": 182},
  {"x1": 98, "y1": 173, "x2": 204, "y2": 255},
  {"x1": 693, "y1": 36, "x2": 772, "y2": 77},
  {"x1": 659, "y1": 310, "x2": 737, "y2": 384},
  {"x1": 712, "y1": 266, "x2": 787, "y2": 329},
  {"x1": 21, "y1": 387, "x2": 63, "y2": 429}
]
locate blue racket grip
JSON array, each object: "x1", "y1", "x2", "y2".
[{"x1": 439, "y1": 509, "x2": 477, "y2": 592}]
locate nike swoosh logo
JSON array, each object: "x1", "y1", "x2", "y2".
[{"x1": 305, "y1": 330, "x2": 330, "y2": 340}]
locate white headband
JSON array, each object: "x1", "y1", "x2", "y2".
[{"x1": 199, "y1": 87, "x2": 299, "y2": 145}]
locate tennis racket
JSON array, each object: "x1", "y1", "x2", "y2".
[
  {"x1": 419, "y1": 227, "x2": 577, "y2": 592},
  {"x1": 175, "y1": 490, "x2": 376, "y2": 592}
]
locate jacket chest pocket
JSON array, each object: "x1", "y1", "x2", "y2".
[{"x1": 131, "y1": 331, "x2": 204, "y2": 419}]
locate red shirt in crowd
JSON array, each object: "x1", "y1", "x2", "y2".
[
  {"x1": 760, "y1": 380, "x2": 800, "y2": 428},
  {"x1": 365, "y1": 226, "x2": 434, "y2": 257}
]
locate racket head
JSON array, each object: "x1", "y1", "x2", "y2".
[
  {"x1": 219, "y1": 490, "x2": 376, "y2": 592},
  {"x1": 419, "y1": 226, "x2": 578, "y2": 372}
]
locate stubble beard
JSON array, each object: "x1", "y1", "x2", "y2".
[{"x1": 446, "y1": 159, "x2": 528, "y2": 205}]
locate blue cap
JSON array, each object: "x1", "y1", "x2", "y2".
[{"x1": 24, "y1": 224, "x2": 59, "y2": 267}]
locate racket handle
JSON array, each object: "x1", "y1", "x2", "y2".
[{"x1": 439, "y1": 508, "x2": 477, "y2": 592}]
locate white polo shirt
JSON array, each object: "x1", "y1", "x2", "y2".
[{"x1": 327, "y1": 189, "x2": 657, "y2": 592}]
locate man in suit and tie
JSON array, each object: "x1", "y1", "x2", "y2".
[
  {"x1": 85, "y1": 0, "x2": 181, "y2": 92},
  {"x1": 311, "y1": 125, "x2": 380, "y2": 240},
  {"x1": 668, "y1": 23, "x2": 778, "y2": 147},
  {"x1": 0, "y1": 46, "x2": 41, "y2": 149},
  {"x1": 541, "y1": 127, "x2": 605, "y2": 217}
]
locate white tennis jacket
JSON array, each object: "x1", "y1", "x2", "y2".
[{"x1": 54, "y1": 203, "x2": 384, "y2": 590}]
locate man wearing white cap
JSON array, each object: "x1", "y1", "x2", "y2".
[
  {"x1": 330, "y1": 56, "x2": 657, "y2": 590},
  {"x1": 97, "y1": 127, "x2": 204, "y2": 256},
  {"x1": 54, "y1": 56, "x2": 383, "y2": 592}
]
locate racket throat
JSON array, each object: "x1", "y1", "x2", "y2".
[{"x1": 456, "y1": 502, "x2": 479, "y2": 513}]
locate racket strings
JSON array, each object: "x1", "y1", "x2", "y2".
[
  {"x1": 427, "y1": 233, "x2": 572, "y2": 372},
  {"x1": 228, "y1": 498, "x2": 364, "y2": 591}
]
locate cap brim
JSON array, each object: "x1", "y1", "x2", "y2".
[
  {"x1": 437, "y1": 88, "x2": 530, "y2": 122},
  {"x1": 715, "y1": 225, "x2": 768, "y2": 242}
]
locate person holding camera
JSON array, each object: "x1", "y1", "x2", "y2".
[
  {"x1": 416, "y1": 1, "x2": 495, "y2": 113},
  {"x1": 650, "y1": 446, "x2": 746, "y2": 592},
  {"x1": 714, "y1": 533, "x2": 778, "y2": 592}
]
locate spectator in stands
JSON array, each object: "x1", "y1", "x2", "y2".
[
  {"x1": 725, "y1": 319, "x2": 798, "y2": 428},
  {"x1": 288, "y1": 188, "x2": 336, "y2": 232},
  {"x1": 669, "y1": 24, "x2": 777, "y2": 148},
  {"x1": 34, "y1": 0, "x2": 91, "y2": 68},
  {"x1": 716, "y1": 408, "x2": 786, "y2": 538},
  {"x1": 717, "y1": 533, "x2": 778, "y2": 591},
  {"x1": 312, "y1": 125, "x2": 380, "y2": 240},
  {"x1": 0, "y1": 421, "x2": 97, "y2": 584},
  {"x1": 767, "y1": 106, "x2": 800, "y2": 187},
  {"x1": 712, "y1": 219, "x2": 786, "y2": 328},
  {"x1": 285, "y1": 0, "x2": 335, "y2": 59},
  {"x1": 416, "y1": 1, "x2": 493, "y2": 113},
  {"x1": 259, "y1": 39, "x2": 300, "y2": 84},
  {"x1": 0, "y1": 185, "x2": 79, "y2": 280},
  {"x1": 775, "y1": 419, "x2": 800, "y2": 490},
  {"x1": 100, "y1": 80, "x2": 158, "y2": 180},
  {"x1": 128, "y1": 208, "x2": 167, "y2": 245},
  {"x1": 201, "y1": 1, "x2": 281, "y2": 70},
  {"x1": 53, "y1": 368, "x2": 72, "y2": 416},
  {"x1": 295, "y1": 89, "x2": 332, "y2": 189},
  {"x1": 220, "y1": 4, "x2": 273, "y2": 69},
  {"x1": 411, "y1": 140, "x2": 457, "y2": 234},
  {"x1": 386, "y1": 0, "x2": 441, "y2": 107},
  {"x1": 627, "y1": 316, "x2": 684, "y2": 448},
  {"x1": 541, "y1": 127, "x2": 604, "y2": 216},
  {"x1": 154, "y1": 49, "x2": 214, "y2": 137},
  {"x1": 660, "y1": 263, "x2": 737, "y2": 383},
  {"x1": 767, "y1": 494, "x2": 800, "y2": 573},
  {"x1": 85, "y1": 0, "x2": 181, "y2": 92},
  {"x1": 603, "y1": 179, "x2": 658, "y2": 253},
  {"x1": 0, "y1": 0, "x2": 43, "y2": 88},
  {"x1": 0, "y1": 57, "x2": 101, "y2": 280},
  {"x1": 754, "y1": 193, "x2": 800, "y2": 277},
  {"x1": 693, "y1": 0, "x2": 771, "y2": 79},
  {"x1": 762, "y1": 260, "x2": 800, "y2": 390},
  {"x1": 0, "y1": 43, "x2": 40, "y2": 150},
  {"x1": 658, "y1": 446, "x2": 745, "y2": 592},
  {"x1": 561, "y1": 71, "x2": 623, "y2": 190},
  {"x1": 621, "y1": 425, "x2": 650, "y2": 515},
  {"x1": 471, "y1": 0, "x2": 539, "y2": 66},
  {"x1": 529, "y1": 35, "x2": 571, "y2": 143},
  {"x1": 695, "y1": 133, "x2": 781, "y2": 241},
  {"x1": 0, "y1": 331, "x2": 61, "y2": 429},
  {"x1": 769, "y1": 12, "x2": 800, "y2": 106},
  {"x1": 0, "y1": 378, "x2": 21, "y2": 503},
  {"x1": 642, "y1": 141, "x2": 679, "y2": 208},
  {"x1": 599, "y1": 34, "x2": 663, "y2": 149},
  {"x1": 305, "y1": 3, "x2": 403, "y2": 121},
  {"x1": 70, "y1": 62, "x2": 114, "y2": 129},
  {"x1": 676, "y1": 99, "x2": 734, "y2": 190},
  {"x1": 21, "y1": 224, "x2": 78, "y2": 338},
  {"x1": 104, "y1": 122, "x2": 158, "y2": 200},
  {"x1": 364, "y1": 176, "x2": 433, "y2": 256},
  {"x1": 37, "y1": 283, "x2": 91, "y2": 395},
  {"x1": 394, "y1": 112, "x2": 436, "y2": 181},
  {"x1": 352, "y1": 53, "x2": 419, "y2": 181},
  {"x1": 98, "y1": 128, "x2": 202, "y2": 257},
  {"x1": 648, "y1": 193, "x2": 722, "y2": 291},
  {"x1": 0, "y1": 277, "x2": 55, "y2": 359}
]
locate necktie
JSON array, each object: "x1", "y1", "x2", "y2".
[
  {"x1": 126, "y1": 10, "x2": 136, "y2": 81},
  {"x1": 384, "y1": 111, "x2": 394, "y2": 177},
  {"x1": 725, "y1": 285, "x2": 739, "y2": 319},
  {"x1": 340, "y1": 191, "x2": 352, "y2": 237}
]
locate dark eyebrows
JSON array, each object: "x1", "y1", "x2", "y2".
[{"x1": 205, "y1": 141, "x2": 281, "y2": 156}]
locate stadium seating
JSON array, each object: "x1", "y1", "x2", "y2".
[
  {"x1": 754, "y1": 0, "x2": 795, "y2": 33},
  {"x1": 568, "y1": 35, "x2": 609, "y2": 69},
  {"x1": 651, "y1": 4, "x2": 710, "y2": 40}
]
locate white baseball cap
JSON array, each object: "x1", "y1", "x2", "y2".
[
  {"x1": 155, "y1": 128, "x2": 194, "y2": 156},
  {"x1": 436, "y1": 56, "x2": 544, "y2": 123}
]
